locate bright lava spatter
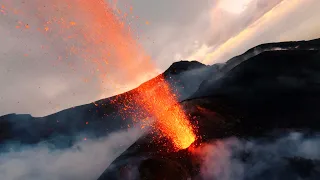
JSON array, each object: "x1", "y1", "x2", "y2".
[
  {"x1": 2, "y1": 0, "x2": 196, "y2": 150},
  {"x1": 136, "y1": 75, "x2": 196, "y2": 150},
  {"x1": 75, "y1": 0, "x2": 196, "y2": 150}
]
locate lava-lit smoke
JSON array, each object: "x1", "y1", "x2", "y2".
[{"x1": 1, "y1": 0, "x2": 196, "y2": 150}]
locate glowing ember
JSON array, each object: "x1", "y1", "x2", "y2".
[{"x1": 2, "y1": 0, "x2": 196, "y2": 150}]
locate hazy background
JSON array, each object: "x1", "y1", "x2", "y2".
[{"x1": 1, "y1": 0, "x2": 320, "y2": 116}]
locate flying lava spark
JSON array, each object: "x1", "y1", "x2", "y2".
[
  {"x1": 136, "y1": 75, "x2": 196, "y2": 149},
  {"x1": 1, "y1": 0, "x2": 196, "y2": 150},
  {"x1": 73, "y1": 0, "x2": 197, "y2": 149}
]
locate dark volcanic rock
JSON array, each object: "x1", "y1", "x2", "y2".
[
  {"x1": 164, "y1": 60, "x2": 206, "y2": 76},
  {"x1": 2, "y1": 38, "x2": 320, "y2": 179},
  {"x1": 192, "y1": 38, "x2": 320, "y2": 98},
  {"x1": 98, "y1": 38, "x2": 320, "y2": 180}
]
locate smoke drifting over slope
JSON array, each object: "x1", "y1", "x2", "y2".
[
  {"x1": 1, "y1": 39, "x2": 320, "y2": 179},
  {"x1": 2, "y1": 131, "x2": 319, "y2": 180},
  {"x1": 97, "y1": 38, "x2": 320, "y2": 180},
  {"x1": 0, "y1": 60, "x2": 209, "y2": 180},
  {"x1": 197, "y1": 133, "x2": 320, "y2": 180},
  {"x1": 0, "y1": 127, "x2": 143, "y2": 180}
]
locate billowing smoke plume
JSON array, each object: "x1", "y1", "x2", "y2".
[{"x1": 196, "y1": 132, "x2": 320, "y2": 180}]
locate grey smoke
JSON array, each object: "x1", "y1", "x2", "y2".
[
  {"x1": 169, "y1": 65, "x2": 214, "y2": 101},
  {"x1": 0, "y1": 127, "x2": 144, "y2": 180},
  {"x1": 196, "y1": 132, "x2": 320, "y2": 180}
]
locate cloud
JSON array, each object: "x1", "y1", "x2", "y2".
[
  {"x1": 186, "y1": 0, "x2": 284, "y2": 63},
  {"x1": 0, "y1": 127, "x2": 144, "y2": 180},
  {"x1": 117, "y1": 0, "x2": 215, "y2": 69},
  {"x1": 194, "y1": 0, "x2": 320, "y2": 64},
  {"x1": 195, "y1": 132, "x2": 320, "y2": 180}
]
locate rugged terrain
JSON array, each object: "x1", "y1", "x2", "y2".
[{"x1": 1, "y1": 38, "x2": 320, "y2": 179}]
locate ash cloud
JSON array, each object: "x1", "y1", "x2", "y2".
[
  {"x1": 196, "y1": 132, "x2": 320, "y2": 180},
  {"x1": 0, "y1": 127, "x2": 144, "y2": 180}
]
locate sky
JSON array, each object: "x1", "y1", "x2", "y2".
[{"x1": 0, "y1": 0, "x2": 320, "y2": 116}]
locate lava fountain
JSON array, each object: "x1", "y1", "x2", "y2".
[
  {"x1": 137, "y1": 75, "x2": 196, "y2": 149},
  {"x1": 73, "y1": 0, "x2": 197, "y2": 149},
  {"x1": 2, "y1": 0, "x2": 196, "y2": 150}
]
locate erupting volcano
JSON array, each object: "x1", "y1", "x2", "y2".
[
  {"x1": 73, "y1": 0, "x2": 198, "y2": 150},
  {"x1": 70, "y1": 0, "x2": 197, "y2": 150},
  {"x1": 3, "y1": 1, "x2": 320, "y2": 180},
  {"x1": 1, "y1": 0, "x2": 196, "y2": 150}
]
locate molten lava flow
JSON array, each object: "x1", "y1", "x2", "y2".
[{"x1": 2, "y1": 0, "x2": 196, "y2": 150}]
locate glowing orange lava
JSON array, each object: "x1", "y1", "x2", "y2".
[
  {"x1": 73, "y1": 2, "x2": 197, "y2": 149},
  {"x1": 2, "y1": 0, "x2": 196, "y2": 150},
  {"x1": 136, "y1": 75, "x2": 196, "y2": 149}
]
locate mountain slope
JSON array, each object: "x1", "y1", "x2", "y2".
[
  {"x1": 1, "y1": 38, "x2": 320, "y2": 180},
  {"x1": 98, "y1": 38, "x2": 320, "y2": 180},
  {"x1": 0, "y1": 60, "x2": 208, "y2": 149}
]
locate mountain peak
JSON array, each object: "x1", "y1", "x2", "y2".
[{"x1": 164, "y1": 60, "x2": 206, "y2": 76}]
